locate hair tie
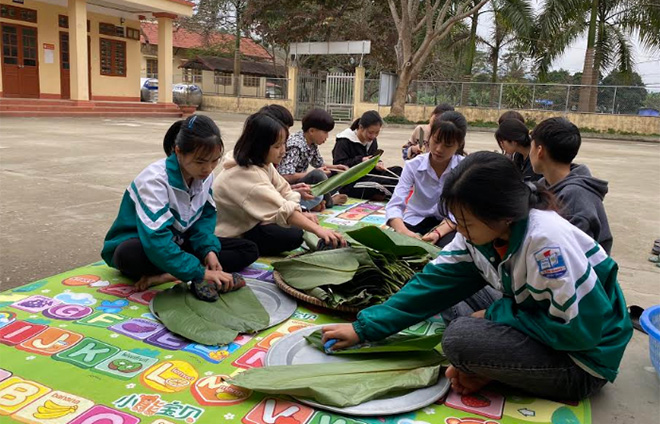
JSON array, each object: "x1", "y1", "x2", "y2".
[{"x1": 187, "y1": 115, "x2": 197, "y2": 129}]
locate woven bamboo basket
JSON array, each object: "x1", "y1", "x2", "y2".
[{"x1": 273, "y1": 269, "x2": 361, "y2": 314}]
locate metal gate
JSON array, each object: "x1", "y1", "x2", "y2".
[
  {"x1": 295, "y1": 73, "x2": 326, "y2": 120},
  {"x1": 295, "y1": 72, "x2": 354, "y2": 121},
  {"x1": 325, "y1": 73, "x2": 354, "y2": 121}
]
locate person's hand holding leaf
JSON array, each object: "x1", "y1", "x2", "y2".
[
  {"x1": 291, "y1": 182, "x2": 315, "y2": 200},
  {"x1": 322, "y1": 324, "x2": 361, "y2": 350},
  {"x1": 320, "y1": 166, "x2": 333, "y2": 176},
  {"x1": 315, "y1": 228, "x2": 346, "y2": 249},
  {"x1": 204, "y1": 269, "x2": 235, "y2": 292}
]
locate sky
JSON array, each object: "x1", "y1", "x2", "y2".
[{"x1": 475, "y1": 0, "x2": 660, "y2": 88}]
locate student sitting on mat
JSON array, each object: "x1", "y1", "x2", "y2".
[
  {"x1": 277, "y1": 108, "x2": 348, "y2": 211},
  {"x1": 386, "y1": 111, "x2": 466, "y2": 247},
  {"x1": 101, "y1": 115, "x2": 259, "y2": 300},
  {"x1": 213, "y1": 112, "x2": 346, "y2": 256},
  {"x1": 332, "y1": 110, "x2": 402, "y2": 200},
  {"x1": 258, "y1": 104, "x2": 323, "y2": 209},
  {"x1": 401, "y1": 103, "x2": 455, "y2": 160},
  {"x1": 495, "y1": 118, "x2": 542, "y2": 182},
  {"x1": 323, "y1": 151, "x2": 632, "y2": 401},
  {"x1": 529, "y1": 117, "x2": 613, "y2": 254}
]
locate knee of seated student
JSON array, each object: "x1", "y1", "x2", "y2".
[
  {"x1": 243, "y1": 240, "x2": 260, "y2": 263},
  {"x1": 281, "y1": 227, "x2": 304, "y2": 251},
  {"x1": 441, "y1": 316, "x2": 487, "y2": 364},
  {"x1": 305, "y1": 168, "x2": 328, "y2": 184}
]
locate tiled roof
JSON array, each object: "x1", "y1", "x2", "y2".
[
  {"x1": 182, "y1": 56, "x2": 285, "y2": 77},
  {"x1": 140, "y1": 22, "x2": 271, "y2": 60}
]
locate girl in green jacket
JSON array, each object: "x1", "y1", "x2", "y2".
[
  {"x1": 323, "y1": 151, "x2": 632, "y2": 400},
  {"x1": 102, "y1": 115, "x2": 258, "y2": 301}
]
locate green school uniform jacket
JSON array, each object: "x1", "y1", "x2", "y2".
[
  {"x1": 353, "y1": 209, "x2": 632, "y2": 382},
  {"x1": 101, "y1": 154, "x2": 220, "y2": 282}
]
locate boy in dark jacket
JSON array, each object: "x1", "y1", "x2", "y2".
[{"x1": 529, "y1": 117, "x2": 613, "y2": 254}]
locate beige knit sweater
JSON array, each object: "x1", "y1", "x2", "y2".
[{"x1": 213, "y1": 158, "x2": 302, "y2": 238}]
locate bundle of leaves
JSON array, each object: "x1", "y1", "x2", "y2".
[{"x1": 273, "y1": 226, "x2": 439, "y2": 309}]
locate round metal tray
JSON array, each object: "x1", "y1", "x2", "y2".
[
  {"x1": 265, "y1": 325, "x2": 450, "y2": 416},
  {"x1": 149, "y1": 278, "x2": 297, "y2": 329}
]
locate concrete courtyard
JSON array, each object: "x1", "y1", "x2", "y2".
[{"x1": 0, "y1": 111, "x2": 658, "y2": 422}]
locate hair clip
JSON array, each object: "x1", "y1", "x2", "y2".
[{"x1": 187, "y1": 115, "x2": 197, "y2": 129}]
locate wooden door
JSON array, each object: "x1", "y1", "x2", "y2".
[
  {"x1": 59, "y1": 31, "x2": 70, "y2": 99},
  {"x1": 87, "y1": 36, "x2": 91, "y2": 99},
  {"x1": 58, "y1": 34, "x2": 91, "y2": 100},
  {"x1": 1, "y1": 24, "x2": 39, "y2": 98},
  {"x1": 1, "y1": 24, "x2": 20, "y2": 97}
]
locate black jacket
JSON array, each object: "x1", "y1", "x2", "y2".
[{"x1": 332, "y1": 128, "x2": 379, "y2": 167}]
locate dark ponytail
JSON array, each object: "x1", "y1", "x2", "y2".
[
  {"x1": 495, "y1": 118, "x2": 531, "y2": 148},
  {"x1": 163, "y1": 114, "x2": 223, "y2": 158},
  {"x1": 430, "y1": 111, "x2": 467, "y2": 156},
  {"x1": 350, "y1": 110, "x2": 383, "y2": 131},
  {"x1": 440, "y1": 151, "x2": 557, "y2": 224}
]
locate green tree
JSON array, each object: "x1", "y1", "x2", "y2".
[
  {"x1": 534, "y1": 0, "x2": 660, "y2": 112},
  {"x1": 182, "y1": 0, "x2": 248, "y2": 95},
  {"x1": 479, "y1": 0, "x2": 534, "y2": 84},
  {"x1": 386, "y1": 0, "x2": 490, "y2": 117},
  {"x1": 245, "y1": 0, "x2": 396, "y2": 74},
  {"x1": 598, "y1": 70, "x2": 647, "y2": 114},
  {"x1": 643, "y1": 92, "x2": 660, "y2": 111}
]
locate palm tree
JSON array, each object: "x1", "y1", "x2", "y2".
[
  {"x1": 460, "y1": 0, "x2": 534, "y2": 106},
  {"x1": 534, "y1": 0, "x2": 660, "y2": 112},
  {"x1": 479, "y1": 0, "x2": 534, "y2": 103}
]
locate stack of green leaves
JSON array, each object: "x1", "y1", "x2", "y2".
[
  {"x1": 152, "y1": 283, "x2": 270, "y2": 346},
  {"x1": 273, "y1": 247, "x2": 416, "y2": 308},
  {"x1": 225, "y1": 351, "x2": 444, "y2": 408},
  {"x1": 273, "y1": 226, "x2": 439, "y2": 309},
  {"x1": 305, "y1": 330, "x2": 444, "y2": 354}
]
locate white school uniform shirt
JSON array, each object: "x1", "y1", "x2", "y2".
[{"x1": 385, "y1": 153, "x2": 463, "y2": 225}]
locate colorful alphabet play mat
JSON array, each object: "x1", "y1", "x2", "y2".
[{"x1": 0, "y1": 200, "x2": 592, "y2": 424}]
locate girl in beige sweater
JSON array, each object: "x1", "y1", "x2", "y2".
[{"x1": 213, "y1": 112, "x2": 345, "y2": 256}]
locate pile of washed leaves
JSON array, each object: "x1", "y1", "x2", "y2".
[{"x1": 272, "y1": 226, "x2": 441, "y2": 309}]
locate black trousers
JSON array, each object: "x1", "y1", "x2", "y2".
[
  {"x1": 112, "y1": 236, "x2": 259, "y2": 280},
  {"x1": 243, "y1": 223, "x2": 304, "y2": 256},
  {"x1": 404, "y1": 216, "x2": 456, "y2": 248},
  {"x1": 339, "y1": 166, "x2": 402, "y2": 200}
]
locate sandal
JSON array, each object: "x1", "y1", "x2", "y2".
[
  {"x1": 628, "y1": 305, "x2": 646, "y2": 333},
  {"x1": 190, "y1": 279, "x2": 219, "y2": 302}
]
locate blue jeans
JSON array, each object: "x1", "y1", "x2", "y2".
[
  {"x1": 297, "y1": 169, "x2": 329, "y2": 211},
  {"x1": 441, "y1": 288, "x2": 607, "y2": 400}
]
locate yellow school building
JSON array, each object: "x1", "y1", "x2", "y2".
[{"x1": 0, "y1": 0, "x2": 192, "y2": 104}]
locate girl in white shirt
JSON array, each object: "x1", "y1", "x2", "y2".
[{"x1": 385, "y1": 111, "x2": 467, "y2": 247}]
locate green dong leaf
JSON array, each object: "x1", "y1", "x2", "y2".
[{"x1": 310, "y1": 154, "x2": 381, "y2": 196}]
